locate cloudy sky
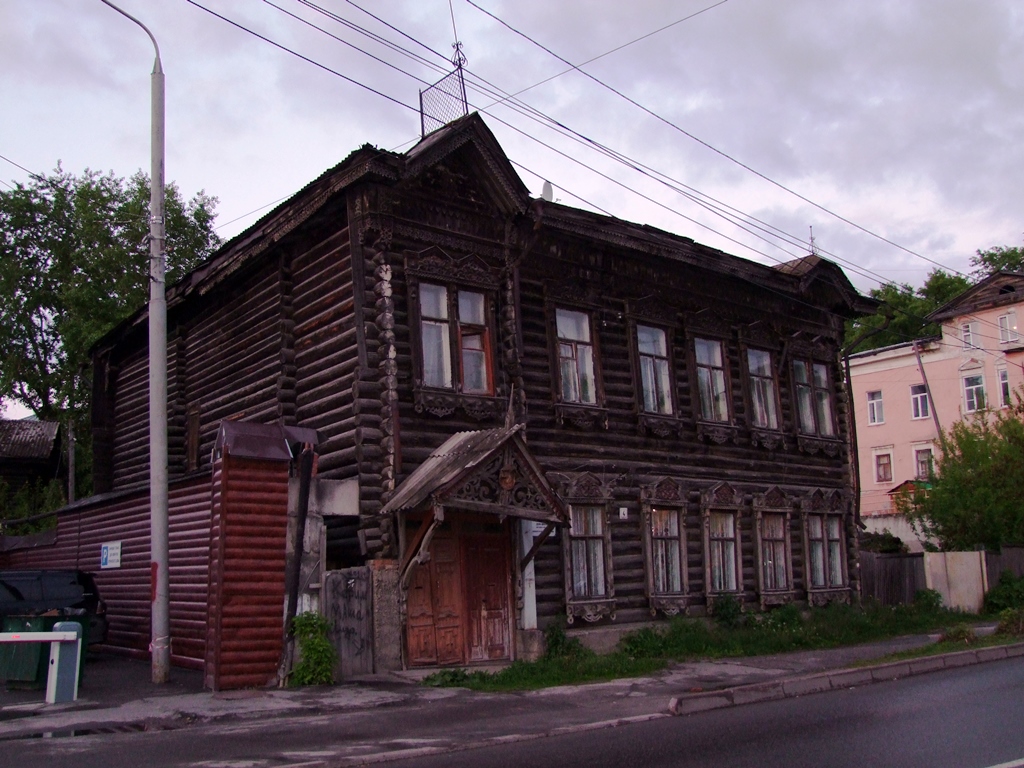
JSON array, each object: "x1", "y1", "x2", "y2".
[{"x1": 2, "y1": 1, "x2": 1024, "y2": 416}]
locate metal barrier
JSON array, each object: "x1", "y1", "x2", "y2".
[{"x1": 0, "y1": 622, "x2": 82, "y2": 703}]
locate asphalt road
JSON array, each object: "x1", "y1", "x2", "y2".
[
  {"x1": 395, "y1": 657, "x2": 1024, "y2": 768},
  {"x1": 2, "y1": 656, "x2": 1022, "y2": 768}
]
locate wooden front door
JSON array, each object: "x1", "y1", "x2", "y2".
[
  {"x1": 404, "y1": 518, "x2": 513, "y2": 666},
  {"x1": 464, "y1": 533, "x2": 511, "y2": 662}
]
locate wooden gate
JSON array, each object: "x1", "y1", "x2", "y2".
[
  {"x1": 323, "y1": 567, "x2": 374, "y2": 678},
  {"x1": 464, "y1": 533, "x2": 510, "y2": 662}
]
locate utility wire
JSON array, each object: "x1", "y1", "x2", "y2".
[{"x1": 463, "y1": 0, "x2": 967, "y2": 279}]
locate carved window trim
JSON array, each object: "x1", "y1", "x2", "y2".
[
  {"x1": 753, "y1": 487, "x2": 794, "y2": 609},
  {"x1": 642, "y1": 503, "x2": 690, "y2": 617},
  {"x1": 700, "y1": 483, "x2": 745, "y2": 610},
  {"x1": 406, "y1": 251, "x2": 504, "y2": 420},
  {"x1": 562, "y1": 504, "x2": 616, "y2": 624},
  {"x1": 801, "y1": 490, "x2": 851, "y2": 605},
  {"x1": 630, "y1": 320, "x2": 678, "y2": 417},
  {"x1": 791, "y1": 356, "x2": 838, "y2": 437}
]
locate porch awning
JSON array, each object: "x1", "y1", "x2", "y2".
[{"x1": 380, "y1": 424, "x2": 567, "y2": 525}]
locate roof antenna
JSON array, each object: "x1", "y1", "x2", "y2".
[
  {"x1": 809, "y1": 226, "x2": 819, "y2": 257},
  {"x1": 418, "y1": 1, "x2": 469, "y2": 137}
]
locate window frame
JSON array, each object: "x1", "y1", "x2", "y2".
[
  {"x1": 745, "y1": 347, "x2": 781, "y2": 431},
  {"x1": 998, "y1": 368, "x2": 1011, "y2": 408},
  {"x1": 632, "y1": 322, "x2": 676, "y2": 417},
  {"x1": 644, "y1": 506, "x2": 687, "y2": 597},
  {"x1": 757, "y1": 512, "x2": 791, "y2": 593},
  {"x1": 961, "y1": 321, "x2": 978, "y2": 349},
  {"x1": 998, "y1": 314, "x2": 1019, "y2": 344},
  {"x1": 804, "y1": 512, "x2": 846, "y2": 591},
  {"x1": 792, "y1": 358, "x2": 836, "y2": 437},
  {"x1": 866, "y1": 390, "x2": 884, "y2": 425},
  {"x1": 412, "y1": 280, "x2": 497, "y2": 397},
  {"x1": 874, "y1": 452, "x2": 893, "y2": 483},
  {"x1": 914, "y1": 446, "x2": 934, "y2": 480},
  {"x1": 963, "y1": 373, "x2": 986, "y2": 413},
  {"x1": 693, "y1": 336, "x2": 731, "y2": 423},
  {"x1": 910, "y1": 384, "x2": 930, "y2": 420},
  {"x1": 561, "y1": 502, "x2": 615, "y2": 623},
  {"x1": 553, "y1": 306, "x2": 602, "y2": 408}
]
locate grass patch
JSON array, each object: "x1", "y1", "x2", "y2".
[
  {"x1": 855, "y1": 632, "x2": 1022, "y2": 666},
  {"x1": 423, "y1": 594, "x2": 971, "y2": 692}
]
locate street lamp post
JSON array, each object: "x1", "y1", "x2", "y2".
[{"x1": 99, "y1": 0, "x2": 169, "y2": 684}]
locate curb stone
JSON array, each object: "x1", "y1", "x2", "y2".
[{"x1": 668, "y1": 641, "x2": 1024, "y2": 716}]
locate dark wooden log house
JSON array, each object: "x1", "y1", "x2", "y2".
[{"x1": 6, "y1": 113, "x2": 878, "y2": 676}]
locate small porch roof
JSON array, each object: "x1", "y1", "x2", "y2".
[{"x1": 380, "y1": 424, "x2": 567, "y2": 525}]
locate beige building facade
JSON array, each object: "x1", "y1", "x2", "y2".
[{"x1": 849, "y1": 271, "x2": 1024, "y2": 550}]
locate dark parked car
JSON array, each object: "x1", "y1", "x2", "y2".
[{"x1": 0, "y1": 570, "x2": 109, "y2": 645}]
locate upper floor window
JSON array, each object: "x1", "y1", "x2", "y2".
[
  {"x1": 866, "y1": 390, "x2": 884, "y2": 425},
  {"x1": 999, "y1": 368, "x2": 1011, "y2": 407},
  {"x1": 963, "y1": 374, "x2": 985, "y2": 412},
  {"x1": 793, "y1": 360, "x2": 835, "y2": 437},
  {"x1": 747, "y1": 349, "x2": 779, "y2": 429},
  {"x1": 556, "y1": 308, "x2": 598, "y2": 405},
  {"x1": 961, "y1": 322, "x2": 978, "y2": 349},
  {"x1": 636, "y1": 325, "x2": 673, "y2": 415},
  {"x1": 910, "y1": 384, "x2": 930, "y2": 420},
  {"x1": 915, "y1": 447, "x2": 933, "y2": 480},
  {"x1": 695, "y1": 337, "x2": 729, "y2": 422},
  {"x1": 807, "y1": 514, "x2": 844, "y2": 589},
  {"x1": 419, "y1": 283, "x2": 494, "y2": 394},
  {"x1": 998, "y1": 314, "x2": 1019, "y2": 344}
]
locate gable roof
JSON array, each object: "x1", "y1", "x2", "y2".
[
  {"x1": 0, "y1": 420, "x2": 60, "y2": 461},
  {"x1": 927, "y1": 271, "x2": 1024, "y2": 323},
  {"x1": 380, "y1": 424, "x2": 567, "y2": 525}
]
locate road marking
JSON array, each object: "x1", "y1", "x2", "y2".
[{"x1": 984, "y1": 760, "x2": 1024, "y2": 768}]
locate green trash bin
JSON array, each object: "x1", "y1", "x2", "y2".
[{"x1": 1, "y1": 616, "x2": 85, "y2": 690}]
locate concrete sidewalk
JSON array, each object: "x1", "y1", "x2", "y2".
[{"x1": 2, "y1": 628, "x2": 1022, "y2": 757}]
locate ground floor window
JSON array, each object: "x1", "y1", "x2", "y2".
[
  {"x1": 808, "y1": 514, "x2": 844, "y2": 588},
  {"x1": 649, "y1": 507, "x2": 685, "y2": 594},
  {"x1": 708, "y1": 511, "x2": 739, "y2": 592},
  {"x1": 569, "y1": 505, "x2": 607, "y2": 598},
  {"x1": 759, "y1": 513, "x2": 788, "y2": 591}
]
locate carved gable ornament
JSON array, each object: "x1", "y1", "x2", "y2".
[
  {"x1": 754, "y1": 486, "x2": 789, "y2": 511},
  {"x1": 642, "y1": 477, "x2": 685, "y2": 503},
  {"x1": 406, "y1": 246, "x2": 499, "y2": 289},
  {"x1": 701, "y1": 481, "x2": 743, "y2": 510},
  {"x1": 444, "y1": 444, "x2": 565, "y2": 523}
]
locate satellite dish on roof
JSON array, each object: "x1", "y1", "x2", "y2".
[{"x1": 541, "y1": 181, "x2": 554, "y2": 202}]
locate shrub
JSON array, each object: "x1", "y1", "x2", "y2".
[
  {"x1": 757, "y1": 603, "x2": 804, "y2": 632},
  {"x1": 913, "y1": 589, "x2": 944, "y2": 613},
  {"x1": 290, "y1": 612, "x2": 336, "y2": 686},
  {"x1": 860, "y1": 529, "x2": 908, "y2": 554},
  {"x1": 711, "y1": 594, "x2": 743, "y2": 629},
  {"x1": 543, "y1": 622, "x2": 592, "y2": 660},
  {"x1": 940, "y1": 623, "x2": 976, "y2": 645},
  {"x1": 983, "y1": 571, "x2": 1024, "y2": 614},
  {"x1": 996, "y1": 607, "x2": 1024, "y2": 637}
]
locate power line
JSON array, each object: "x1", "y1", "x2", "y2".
[
  {"x1": 183, "y1": 0, "x2": 418, "y2": 114},
  {"x1": 0, "y1": 152, "x2": 38, "y2": 178},
  {"x1": 463, "y1": 0, "x2": 968, "y2": 280}
]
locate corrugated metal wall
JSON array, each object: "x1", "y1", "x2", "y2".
[
  {"x1": 204, "y1": 452, "x2": 290, "y2": 690},
  {"x1": 0, "y1": 473, "x2": 212, "y2": 669}
]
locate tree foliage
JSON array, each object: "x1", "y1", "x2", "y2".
[
  {"x1": 896, "y1": 397, "x2": 1024, "y2": 551},
  {"x1": 0, "y1": 166, "x2": 220, "y2": 499},
  {"x1": 844, "y1": 269, "x2": 971, "y2": 354},
  {"x1": 971, "y1": 241, "x2": 1024, "y2": 279}
]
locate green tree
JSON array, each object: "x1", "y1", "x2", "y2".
[
  {"x1": 0, "y1": 166, "x2": 220, "y2": 497},
  {"x1": 896, "y1": 397, "x2": 1024, "y2": 551},
  {"x1": 971, "y1": 241, "x2": 1024, "y2": 278},
  {"x1": 845, "y1": 269, "x2": 971, "y2": 353}
]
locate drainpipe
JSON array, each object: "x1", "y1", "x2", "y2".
[{"x1": 280, "y1": 445, "x2": 314, "y2": 684}]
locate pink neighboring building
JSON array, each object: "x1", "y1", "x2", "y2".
[{"x1": 848, "y1": 271, "x2": 1024, "y2": 550}]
